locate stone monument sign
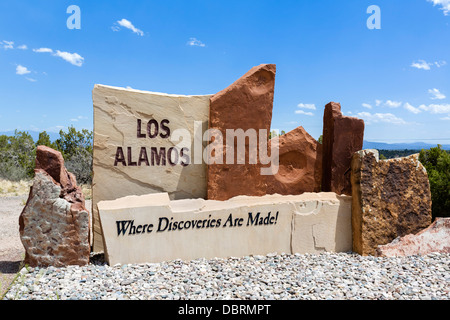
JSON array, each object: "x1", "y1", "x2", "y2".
[{"x1": 92, "y1": 84, "x2": 211, "y2": 252}]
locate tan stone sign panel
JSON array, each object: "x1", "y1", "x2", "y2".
[
  {"x1": 92, "y1": 84, "x2": 211, "y2": 252},
  {"x1": 97, "y1": 192, "x2": 352, "y2": 265}
]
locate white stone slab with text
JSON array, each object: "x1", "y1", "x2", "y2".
[
  {"x1": 92, "y1": 84, "x2": 211, "y2": 252},
  {"x1": 97, "y1": 192, "x2": 352, "y2": 265}
]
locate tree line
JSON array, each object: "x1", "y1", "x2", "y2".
[
  {"x1": 378, "y1": 149, "x2": 421, "y2": 159},
  {"x1": 0, "y1": 126, "x2": 93, "y2": 184}
]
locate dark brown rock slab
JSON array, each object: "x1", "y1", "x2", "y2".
[
  {"x1": 207, "y1": 64, "x2": 276, "y2": 201},
  {"x1": 322, "y1": 102, "x2": 364, "y2": 196},
  {"x1": 19, "y1": 146, "x2": 90, "y2": 267},
  {"x1": 376, "y1": 218, "x2": 450, "y2": 257},
  {"x1": 267, "y1": 126, "x2": 322, "y2": 195},
  {"x1": 351, "y1": 150, "x2": 432, "y2": 256}
]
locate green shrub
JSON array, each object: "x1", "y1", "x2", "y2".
[
  {"x1": 54, "y1": 126, "x2": 93, "y2": 184},
  {"x1": 65, "y1": 147, "x2": 93, "y2": 185},
  {"x1": 0, "y1": 126, "x2": 93, "y2": 184},
  {"x1": 0, "y1": 131, "x2": 36, "y2": 181},
  {"x1": 419, "y1": 145, "x2": 450, "y2": 220}
]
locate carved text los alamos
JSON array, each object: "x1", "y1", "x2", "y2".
[{"x1": 113, "y1": 118, "x2": 190, "y2": 167}]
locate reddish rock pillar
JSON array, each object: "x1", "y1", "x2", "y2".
[
  {"x1": 207, "y1": 64, "x2": 276, "y2": 201},
  {"x1": 322, "y1": 102, "x2": 364, "y2": 196}
]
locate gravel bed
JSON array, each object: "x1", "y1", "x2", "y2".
[{"x1": 4, "y1": 251, "x2": 450, "y2": 300}]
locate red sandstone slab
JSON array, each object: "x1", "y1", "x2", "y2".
[
  {"x1": 322, "y1": 102, "x2": 364, "y2": 196},
  {"x1": 207, "y1": 64, "x2": 276, "y2": 201}
]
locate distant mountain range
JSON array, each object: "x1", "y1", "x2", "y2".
[
  {"x1": 1, "y1": 130, "x2": 449, "y2": 151},
  {"x1": 0, "y1": 130, "x2": 61, "y2": 142},
  {"x1": 363, "y1": 141, "x2": 450, "y2": 151}
]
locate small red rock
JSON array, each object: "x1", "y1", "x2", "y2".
[{"x1": 267, "y1": 126, "x2": 322, "y2": 195}]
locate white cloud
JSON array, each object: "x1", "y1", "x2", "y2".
[
  {"x1": 25, "y1": 77, "x2": 37, "y2": 82},
  {"x1": 404, "y1": 102, "x2": 422, "y2": 114},
  {"x1": 411, "y1": 59, "x2": 447, "y2": 70},
  {"x1": 2, "y1": 40, "x2": 14, "y2": 50},
  {"x1": 411, "y1": 60, "x2": 432, "y2": 70},
  {"x1": 42, "y1": 125, "x2": 65, "y2": 133},
  {"x1": 357, "y1": 112, "x2": 407, "y2": 125},
  {"x1": 1, "y1": 41, "x2": 28, "y2": 50},
  {"x1": 295, "y1": 110, "x2": 314, "y2": 116},
  {"x1": 384, "y1": 100, "x2": 402, "y2": 108},
  {"x1": 373, "y1": 100, "x2": 404, "y2": 108},
  {"x1": 187, "y1": 37, "x2": 206, "y2": 47},
  {"x1": 297, "y1": 103, "x2": 316, "y2": 110},
  {"x1": 33, "y1": 46, "x2": 84, "y2": 67},
  {"x1": 415, "y1": 102, "x2": 450, "y2": 120},
  {"x1": 53, "y1": 50, "x2": 84, "y2": 67},
  {"x1": 427, "y1": 0, "x2": 450, "y2": 15},
  {"x1": 115, "y1": 19, "x2": 144, "y2": 36},
  {"x1": 71, "y1": 115, "x2": 88, "y2": 122},
  {"x1": 16, "y1": 65, "x2": 31, "y2": 75},
  {"x1": 419, "y1": 103, "x2": 450, "y2": 114},
  {"x1": 428, "y1": 88, "x2": 446, "y2": 100},
  {"x1": 33, "y1": 47, "x2": 53, "y2": 53}
]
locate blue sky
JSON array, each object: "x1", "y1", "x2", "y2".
[{"x1": 1, "y1": 0, "x2": 449, "y2": 144}]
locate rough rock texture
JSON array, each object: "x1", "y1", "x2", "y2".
[
  {"x1": 267, "y1": 126, "x2": 322, "y2": 195},
  {"x1": 376, "y1": 218, "x2": 450, "y2": 257},
  {"x1": 322, "y1": 102, "x2": 365, "y2": 196},
  {"x1": 92, "y1": 84, "x2": 211, "y2": 252},
  {"x1": 19, "y1": 146, "x2": 90, "y2": 267},
  {"x1": 207, "y1": 64, "x2": 276, "y2": 201},
  {"x1": 351, "y1": 150, "x2": 432, "y2": 256}
]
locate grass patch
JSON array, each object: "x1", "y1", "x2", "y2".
[
  {"x1": 0, "y1": 179, "x2": 31, "y2": 197},
  {"x1": 0, "y1": 179, "x2": 92, "y2": 200},
  {"x1": 81, "y1": 184, "x2": 92, "y2": 200}
]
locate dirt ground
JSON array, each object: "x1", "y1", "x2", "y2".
[{"x1": 0, "y1": 195, "x2": 27, "y2": 297}]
